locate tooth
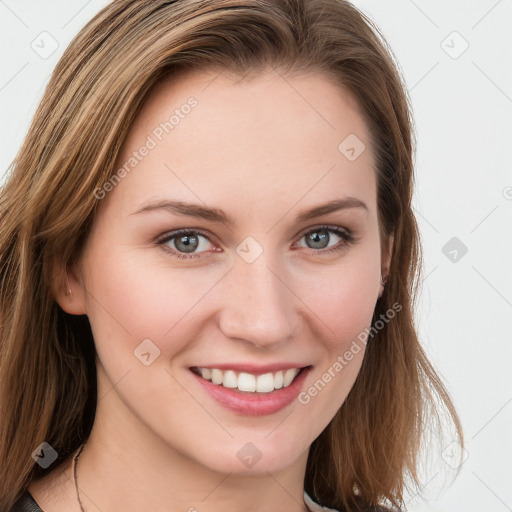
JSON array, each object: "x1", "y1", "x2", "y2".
[
  {"x1": 199, "y1": 367, "x2": 302, "y2": 392},
  {"x1": 211, "y1": 369, "x2": 223, "y2": 385},
  {"x1": 238, "y1": 372, "x2": 256, "y2": 392},
  {"x1": 256, "y1": 373, "x2": 275, "y2": 393},
  {"x1": 283, "y1": 368, "x2": 299, "y2": 387},
  {"x1": 223, "y1": 370, "x2": 238, "y2": 388}
]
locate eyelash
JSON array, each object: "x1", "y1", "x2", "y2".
[{"x1": 155, "y1": 225, "x2": 356, "y2": 261}]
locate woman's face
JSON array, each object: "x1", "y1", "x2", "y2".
[{"x1": 67, "y1": 68, "x2": 388, "y2": 475}]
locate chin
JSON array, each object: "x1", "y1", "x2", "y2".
[{"x1": 195, "y1": 436, "x2": 308, "y2": 475}]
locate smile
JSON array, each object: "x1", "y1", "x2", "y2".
[
  {"x1": 191, "y1": 366, "x2": 304, "y2": 393},
  {"x1": 189, "y1": 364, "x2": 312, "y2": 416}
]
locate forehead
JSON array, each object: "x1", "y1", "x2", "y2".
[{"x1": 105, "y1": 68, "x2": 377, "y2": 221}]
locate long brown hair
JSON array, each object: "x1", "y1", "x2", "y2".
[{"x1": 0, "y1": 1, "x2": 463, "y2": 510}]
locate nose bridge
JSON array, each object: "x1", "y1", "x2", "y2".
[{"x1": 218, "y1": 250, "x2": 297, "y2": 347}]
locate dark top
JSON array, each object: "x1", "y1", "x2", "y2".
[{"x1": 8, "y1": 492, "x2": 42, "y2": 512}]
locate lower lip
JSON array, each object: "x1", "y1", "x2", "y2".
[{"x1": 191, "y1": 367, "x2": 311, "y2": 416}]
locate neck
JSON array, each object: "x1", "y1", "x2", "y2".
[{"x1": 76, "y1": 431, "x2": 310, "y2": 512}]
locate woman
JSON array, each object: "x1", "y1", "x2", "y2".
[{"x1": 0, "y1": 1, "x2": 463, "y2": 511}]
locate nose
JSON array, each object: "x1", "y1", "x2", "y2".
[{"x1": 218, "y1": 254, "x2": 298, "y2": 349}]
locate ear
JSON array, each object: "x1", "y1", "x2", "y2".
[
  {"x1": 51, "y1": 258, "x2": 88, "y2": 315},
  {"x1": 379, "y1": 231, "x2": 394, "y2": 297}
]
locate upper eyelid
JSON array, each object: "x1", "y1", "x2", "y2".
[
  {"x1": 293, "y1": 225, "x2": 351, "y2": 243},
  {"x1": 155, "y1": 227, "x2": 216, "y2": 245}
]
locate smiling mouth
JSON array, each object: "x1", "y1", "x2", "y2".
[{"x1": 190, "y1": 366, "x2": 310, "y2": 393}]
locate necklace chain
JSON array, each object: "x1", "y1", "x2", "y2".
[{"x1": 73, "y1": 442, "x2": 87, "y2": 512}]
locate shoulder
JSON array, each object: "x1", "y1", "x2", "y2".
[
  {"x1": 5, "y1": 491, "x2": 43, "y2": 512},
  {"x1": 304, "y1": 492, "x2": 400, "y2": 512},
  {"x1": 304, "y1": 491, "x2": 340, "y2": 512},
  {"x1": 7, "y1": 466, "x2": 69, "y2": 512}
]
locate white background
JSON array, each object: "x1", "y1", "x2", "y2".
[{"x1": 1, "y1": 1, "x2": 511, "y2": 511}]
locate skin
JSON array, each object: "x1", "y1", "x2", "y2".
[{"x1": 30, "y1": 67, "x2": 392, "y2": 512}]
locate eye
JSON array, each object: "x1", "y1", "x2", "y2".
[
  {"x1": 294, "y1": 225, "x2": 355, "y2": 254},
  {"x1": 155, "y1": 229, "x2": 217, "y2": 260},
  {"x1": 155, "y1": 225, "x2": 355, "y2": 261}
]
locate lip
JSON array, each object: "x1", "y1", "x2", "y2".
[{"x1": 190, "y1": 365, "x2": 312, "y2": 416}]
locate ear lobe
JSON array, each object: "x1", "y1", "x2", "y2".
[{"x1": 51, "y1": 258, "x2": 87, "y2": 315}]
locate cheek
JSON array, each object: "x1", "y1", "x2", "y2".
[
  {"x1": 292, "y1": 262, "x2": 378, "y2": 436},
  {"x1": 297, "y1": 253, "x2": 380, "y2": 348},
  {"x1": 80, "y1": 239, "x2": 213, "y2": 366}
]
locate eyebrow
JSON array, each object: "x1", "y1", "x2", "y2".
[{"x1": 130, "y1": 197, "x2": 368, "y2": 225}]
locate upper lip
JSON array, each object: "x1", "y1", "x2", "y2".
[{"x1": 190, "y1": 363, "x2": 311, "y2": 375}]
